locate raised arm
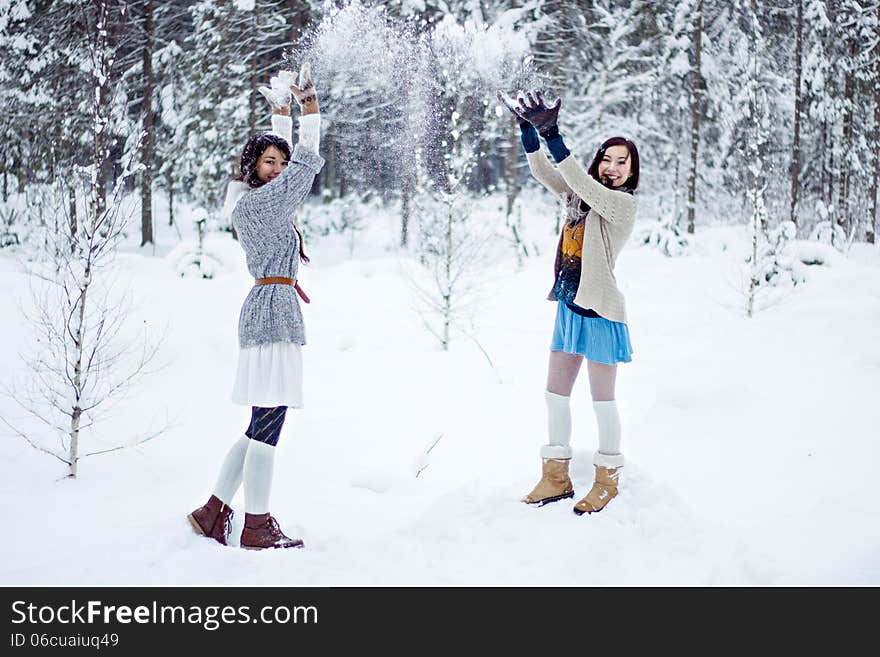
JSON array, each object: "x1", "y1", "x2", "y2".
[
  {"x1": 248, "y1": 63, "x2": 325, "y2": 214},
  {"x1": 271, "y1": 114, "x2": 293, "y2": 147},
  {"x1": 555, "y1": 156, "x2": 635, "y2": 225},
  {"x1": 498, "y1": 91, "x2": 570, "y2": 199},
  {"x1": 525, "y1": 147, "x2": 572, "y2": 199},
  {"x1": 269, "y1": 110, "x2": 320, "y2": 158},
  {"x1": 512, "y1": 90, "x2": 636, "y2": 225},
  {"x1": 541, "y1": 129, "x2": 635, "y2": 224},
  {"x1": 259, "y1": 68, "x2": 317, "y2": 152}
]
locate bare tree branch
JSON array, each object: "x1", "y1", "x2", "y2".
[{"x1": 0, "y1": 415, "x2": 70, "y2": 465}]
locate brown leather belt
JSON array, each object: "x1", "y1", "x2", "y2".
[{"x1": 254, "y1": 276, "x2": 310, "y2": 304}]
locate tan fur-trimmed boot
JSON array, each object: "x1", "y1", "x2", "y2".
[
  {"x1": 522, "y1": 445, "x2": 574, "y2": 506},
  {"x1": 573, "y1": 452, "x2": 624, "y2": 515}
]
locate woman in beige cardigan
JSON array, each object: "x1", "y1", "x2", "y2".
[{"x1": 499, "y1": 91, "x2": 640, "y2": 515}]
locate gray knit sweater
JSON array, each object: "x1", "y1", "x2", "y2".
[{"x1": 231, "y1": 116, "x2": 325, "y2": 348}]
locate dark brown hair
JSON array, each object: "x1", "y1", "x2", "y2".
[
  {"x1": 587, "y1": 136, "x2": 640, "y2": 191},
  {"x1": 237, "y1": 134, "x2": 309, "y2": 264}
]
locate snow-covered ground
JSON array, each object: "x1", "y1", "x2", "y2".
[{"x1": 1, "y1": 190, "x2": 878, "y2": 586}]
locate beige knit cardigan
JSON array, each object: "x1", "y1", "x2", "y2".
[{"x1": 526, "y1": 149, "x2": 637, "y2": 324}]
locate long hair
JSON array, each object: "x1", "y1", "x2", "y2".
[
  {"x1": 236, "y1": 133, "x2": 310, "y2": 264},
  {"x1": 587, "y1": 136, "x2": 640, "y2": 191}
]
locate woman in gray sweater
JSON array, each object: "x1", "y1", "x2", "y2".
[
  {"x1": 187, "y1": 64, "x2": 324, "y2": 550},
  {"x1": 500, "y1": 91, "x2": 639, "y2": 516}
]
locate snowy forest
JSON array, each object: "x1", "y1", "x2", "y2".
[
  {"x1": 1, "y1": 0, "x2": 879, "y2": 586},
  {"x1": 1, "y1": 0, "x2": 878, "y2": 249}
]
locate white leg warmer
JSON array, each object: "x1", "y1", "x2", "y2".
[
  {"x1": 541, "y1": 390, "x2": 573, "y2": 460},
  {"x1": 592, "y1": 400, "x2": 624, "y2": 467},
  {"x1": 212, "y1": 434, "x2": 250, "y2": 505},
  {"x1": 243, "y1": 439, "x2": 276, "y2": 515}
]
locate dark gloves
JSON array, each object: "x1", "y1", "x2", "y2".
[
  {"x1": 498, "y1": 90, "x2": 561, "y2": 138},
  {"x1": 519, "y1": 91, "x2": 561, "y2": 138},
  {"x1": 498, "y1": 90, "x2": 568, "y2": 157},
  {"x1": 497, "y1": 90, "x2": 528, "y2": 127},
  {"x1": 498, "y1": 91, "x2": 541, "y2": 152}
]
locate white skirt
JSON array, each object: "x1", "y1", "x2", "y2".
[{"x1": 231, "y1": 342, "x2": 304, "y2": 408}]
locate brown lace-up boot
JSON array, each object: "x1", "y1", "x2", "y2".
[
  {"x1": 522, "y1": 457, "x2": 575, "y2": 506},
  {"x1": 187, "y1": 495, "x2": 234, "y2": 546},
  {"x1": 240, "y1": 513, "x2": 304, "y2": 550},
  {"x1": 573, "y1": 465, "x2": 620, "y2": 515}
]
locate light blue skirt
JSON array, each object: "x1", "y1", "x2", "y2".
[{"x1": 550, "y1": 301, "x2": 633, "y2": 365}]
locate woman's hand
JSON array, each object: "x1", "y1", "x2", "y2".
[
  {"x1": 497, "y1": 91, "x2": 528, "y2": 127},
  {"x1": 513, "y1": 91, "x2": 562, "y2": 137},
  {"x1": 257, "y1": 71, "x2": 294, "y2": 116},
  {"x1": 290, "y1": 62, "x2": 319, "y2": 116}
]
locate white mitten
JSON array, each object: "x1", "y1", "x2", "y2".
[{"x1": 257, "y1": 70, "x2": 296, "y2": 109}]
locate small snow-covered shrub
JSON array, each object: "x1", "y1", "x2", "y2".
[
  {"x1": 504, "y1": 197, "x2": 541, "y2": 268},
  {"x1": 809, "y1": 220, "x2": 847, "y2": 252},
  {"x1": 636, "y1": 212, "x2": 690, "y2": 257},
  {"x1": 175, "y1": 251, "x2": 224, "y2": 279},
  {"x1": 174, "y1": 218, "x2": 225, "y2": 279},
  {"x1": 787, "y1": 240, "x2": 841, "y2": 268},
  {"x1": 306, "y1": 194, "x2": 369, "y2": 236},
  {"x1": 748, "y1": 221, "x2": 806, "y2": 290},
  {"x1": 302, "y1": 193, "x2": 377, "y2": 256},
  {"x1": 0, "y1": 204, "x2": 22, "y2": 248}
]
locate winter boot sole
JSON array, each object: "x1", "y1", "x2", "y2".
[
  {"x1": 187, "y1": 514, "x2": 208, "y2": 536},
  {"x1": 573, "y1": 500, "x2": 615, "y2": 515},
  {"x1": 240, "y1": 541, "x2": 304, "y2": 551},
  {"x1": 523, "y1": 490, "x2": 575, "y2": 507}
]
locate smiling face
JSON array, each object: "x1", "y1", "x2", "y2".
[
  {"x1": 255, "y1": 145, "x2": 289, "y2": 183},
  {"x1": 597, "y1": 145, "x2": 632, "y2": 187}
]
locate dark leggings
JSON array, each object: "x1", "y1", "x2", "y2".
[{"x1": 245, "y1": 406, "x2": 287, "y2": 447}]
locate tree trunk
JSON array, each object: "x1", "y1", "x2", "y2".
[
  {"x1": 674, "y1": 106, "x2": 683, "y2": 225},
  {"x1": 748, "y1": 205, "x2": 758, "y2": 318},
  {"x1": 167, "y1": 168, "x2": 174, "y2": 227},
  {"x1": 69, "y1": 185, "x2": 77, "y2": 245},
  {"x1": 790, "y1": 0, "x2": 803, "y2": 230},
  {"x1": 288, "y1": 0, "x2": 303, "y2": 47},
  {"x1": 94, "y1": 1, "x2": 113, "y2": 227},
  {"x1": 687, "y1": 0, "x2": 703, "y2": 235},
  {"x1": 140, "y1": 0, "x2": 155, "y2": 247},
  {"x1": 443, "y1": 202, "x2": 453, "y2": 351},
  {"x1": 401, "y1": 168, "x2": 411, "y2": 247},
  {"x1": 869, "y1": 5, "x2": 879, "y2": 244},
  {"x1": 505, "y1": 117, "x2": 519, "y2": 221},
  {"x1": 338, "y1": 137, "x2": 348, "y2": 198},
  {"x1": 505, "y1": 116, "x2": 527, "y2": 259},
  {"x1": 91, "y1": 0, "x2": 127, "y2": 234},
  {"x1": 322, "y1": 133, "x2": 336, "y2": 198},
  {"x1": 839, "y1": 39, "x2": 856, "y2": 236},
  {"x1": 248, "y1": 1, "x2": 260, "y2": 136},
  {"x1": 93, "y1": 94, "x2": 108, "y2": 227},
  {"x1": 69, "y1": 281, "x2": 88, "y2": 479},
  {"x1": 820, "y1": 120, "x2": 828, "y2": 208}
]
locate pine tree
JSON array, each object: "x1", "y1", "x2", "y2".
[
  {"x1": 640, "y1": 0, "x2": 694, "y2": 226},
  {"x1": 564, "y1": 1, "x2": 655, "y2": 151},
  {"x1": 173, "y1": 0, "x2": 297, "y2": 218},
  {"x1": 410, "y1": 111, "x2": 490, "y2": 351}
]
